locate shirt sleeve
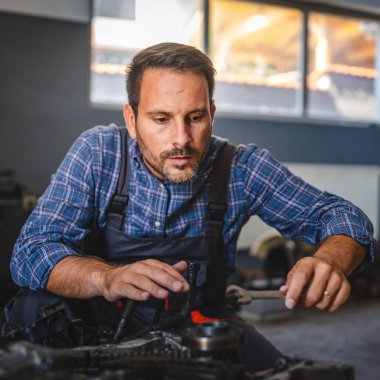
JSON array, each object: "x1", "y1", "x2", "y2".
[
  {"x1": 11, "y1": 131, "x2": 99, "y2": 290},
  {"x1": 237, "y1": 145, "x2": 376, "y2": 262}
]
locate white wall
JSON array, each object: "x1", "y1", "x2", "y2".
[{"x1": 237, "y1": 164, "x2": 380, "y2": 249}]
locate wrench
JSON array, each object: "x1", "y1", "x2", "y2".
[{"x1": 226, "y1": 284, "x2": 286, "y2": 305}]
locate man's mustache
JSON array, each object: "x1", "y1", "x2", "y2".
[{"x1": 160, "y1": 147, "x2": 200, "y2": 160}]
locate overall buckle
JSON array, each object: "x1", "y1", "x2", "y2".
[{"x1": 109, "y1": 195, "x2": 129, "y2": 215}]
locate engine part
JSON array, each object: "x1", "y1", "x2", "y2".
[
  {"x1": 0, "y1": 336, "x2": 355, "y2": 380},
  {"x1": 180, "y1": 321, "x2": 244, "y2": 365},
  {"x1": 181, "y1": 321, "x2": 243, "y2": 351},
  {"x1": 0, "y1": 261, "x2": 355, "y2": 380}
]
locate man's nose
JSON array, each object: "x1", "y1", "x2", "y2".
[{"x1": 172, "y1": 120, "x2": 191, "y2": 147}]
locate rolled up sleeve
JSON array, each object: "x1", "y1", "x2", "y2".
[
  {"x1": 318, "y1": 201, "x2": 375, "y2": 262},
  {"x1": 239, "y1": 146, "x2": 375, "y2": 262}
]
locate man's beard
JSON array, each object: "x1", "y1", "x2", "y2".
[{"x1": 136, "y1": 129, "x2": 203, "y2": 184}]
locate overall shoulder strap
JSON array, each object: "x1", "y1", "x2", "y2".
[
  {"x1": 207, "y1": 142, "x2": 236, "y2": 224},
  {"x1": 202, "y1": 142, "x2": 236, "y2": 305},
  {"x1": 83, "y1": 127, "x2": 131, "y2": 253},
  {"x1": 108, "y1": 127, "x2": 131, "y2": 215}
]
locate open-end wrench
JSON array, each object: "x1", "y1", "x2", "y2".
[{"x1": 226, "y1": 284, "x2": 286, "y2": 305}]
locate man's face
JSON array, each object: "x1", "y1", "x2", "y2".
[{"x1": 124, "y1": 68, "x2": 215, "y2": 183}]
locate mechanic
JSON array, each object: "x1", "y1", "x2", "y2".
[{"x1": 6, "y1": 43, "x2": 374, "y2": 371}]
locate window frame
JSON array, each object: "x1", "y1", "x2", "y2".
[
  {"x1": 207, "y1": 0, "x2": 380, "y2": 126},
  {"x1": 90, "y1": 0, "x2": 380, "y2": 127}
]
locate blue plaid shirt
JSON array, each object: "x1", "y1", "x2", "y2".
[{"x1": 11, "y1": 124, "x2": 375, "y2": 290}]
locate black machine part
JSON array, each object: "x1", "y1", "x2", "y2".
[
  {"x1": 0, "y1": 259, "x2": 355, "y2": 379},
  {"x1": 0, "y1": 336, "x2": 355, "y2": 380},
  {"x1": 0, "y1": 301, "x2": 355, "y2": 380},
  {"x1": 0, "y1": 303, "x2": 355, "y2": 380},
  {"x1": 181, "y1": 321, "x2": 244, "y2": 351}
]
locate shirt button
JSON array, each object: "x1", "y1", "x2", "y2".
[{"x1": 155, "y1": 221, "x2": 161, "y2": 227}]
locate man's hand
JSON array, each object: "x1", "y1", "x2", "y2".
[
  {"x1": 280, "y1": 235, "x2": 367, "y2": 312},
  {"x1": 280, "y1": 256, "x2": 350, "y2": 312},
  {"x1": 99, "y1": 259, "x2": 189, "y2": 302},
  {"x1": 47, "y1": 256, "x2": 189, "y2": 301}
]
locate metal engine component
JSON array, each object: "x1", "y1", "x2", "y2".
[
  {"x1": 181, "y1": 321, "x2": 244, "y2": 351},
  {"x1": 0, "y1": 336, "x2": 355, "y2": 380},
  {"x1": 0, "y1": 261, "x2": 355, "y2": 380},
  {"x1": 0, "y1": 332, "x2": 246, "y2": 380},
  {"x1": 180, "y1": 321, "x2": 245, "y2": 364}
]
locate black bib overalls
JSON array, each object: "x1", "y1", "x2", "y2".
[{"x1": 5, "y1": 127, "x2": 283, "y2": 371}]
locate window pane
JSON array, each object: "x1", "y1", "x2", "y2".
[
  {"x1": 210, "y1": 0, "x2": 302, "y2": 116},
  {"x1": 308, "y1": 13, "x2": 379, "y2": 122},
  {"x1": 91, "y1": 0, "x2": 204, "y2": 106}
]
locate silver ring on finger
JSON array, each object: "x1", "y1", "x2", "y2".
[{"x1": 323, "y1": 290, "x2": 331, "y2": 298}]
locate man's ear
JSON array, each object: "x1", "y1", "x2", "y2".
[
  {"x1": 123, "y1": 104, "x2": 137, "y2": 139},
  {"x1": 210, "y1": 100, "x2": 216, "y2": 125}
]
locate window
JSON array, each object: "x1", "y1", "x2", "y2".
[
  {"x1": 91, "y1": 0, "x2": 204, "y2": 105},
  {"x1": 91, "y1": 0, "x2": 380, "y2": 123},
  {"x1": 307, "y1": 13, "x2": 378, "y2": 121},
  {"x1": 210, "y1": 1, "x2": 302, "y2": 116}
]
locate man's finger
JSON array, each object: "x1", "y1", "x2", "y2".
[
  {"x1": 143, "y1": 259, "x2": 188, "y2": 283},
  {"x1": 301, "y1": 263, "x2": 331, "y2": 308},
  {"x1": 109, "y1": 283, "x2": 150, "y2": 302},
  {"x1": 172, "y1": 261, "x2": 188, "y2": 273},
  {"x1": 328, "y1": 281, "x2": 351, "y2": 312},
  {"x1": 129, "y1": 262, "x2": 189, "y2": 293},
  {"x1": 285, "y1": 261, "x2": 314, "y2": 309},
  {"x1": 315, "y1": 272, "x2": 343, "y2": 310},
  {"x1": 128, "y1": 273, "x2": 171, "y2": 299},
  {"x1": 283, "y1": 263, "x2": 298, "y2": 288}
]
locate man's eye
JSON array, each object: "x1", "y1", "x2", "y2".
[
  {"x1": 154, "y1": 117, "x2": 168, "y2": 124},
  {"x1": 190, "y1": 114, "x2": 204, "y2": 122}
]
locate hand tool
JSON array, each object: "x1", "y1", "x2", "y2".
[
  {"x1": 226, "y1": 284, "x2": 286, "y2": 305},
  {"x1": 113, "y1": 299, "x2": 136, "y2": 342}
]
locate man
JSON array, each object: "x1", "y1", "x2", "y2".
[{"x1": 7, "y1": 43, "x2": 374, "y2": 371}]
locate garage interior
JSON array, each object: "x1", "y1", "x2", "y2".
[{"x1": 0, "y1": 1, "x2": 380, "y2": 379}]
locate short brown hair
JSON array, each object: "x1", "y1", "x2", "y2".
[{"x1": 126, "y1": 42, "x2": 216, "y2": 115}]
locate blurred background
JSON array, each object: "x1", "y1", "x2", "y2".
[{"x1": 0, "y1": 0, "x2": 379, "y2": 378}]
